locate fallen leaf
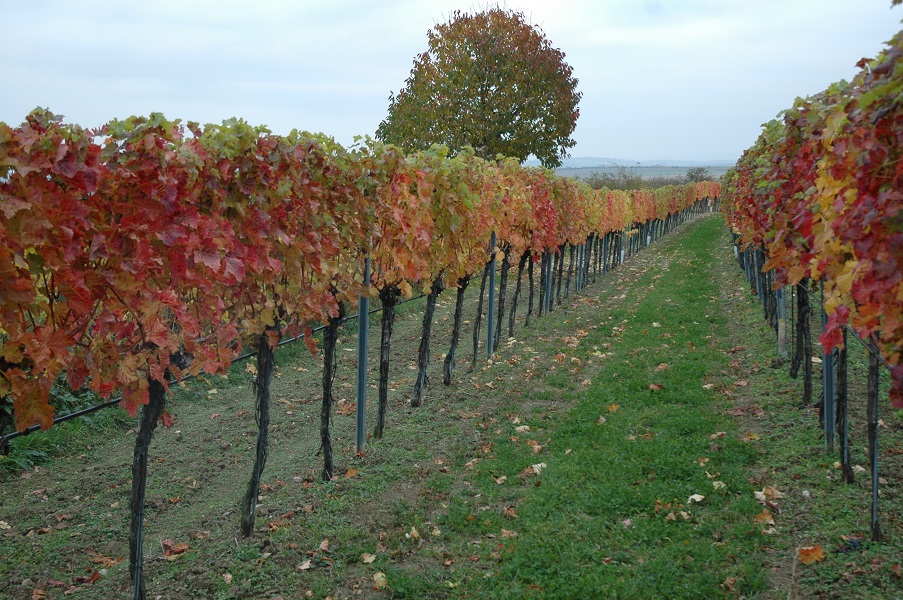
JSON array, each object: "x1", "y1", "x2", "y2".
[
  {"x1": 648, "y1": 383, "x2": 663, "y2": 391},
  {"x1": 361, "y1": 553, "x2": 376, "y2": 564},
  {"x1": 710, "y1": 432, "x2": 726, "y2": 440},
  {"x1": 89, "y1": 553, "x2": 123, "y2": 568},
  {"x1": 514, "y1": 425, "x2": 531, "y2": 433},
  {"x1": 702, "y1": 383, "x2": 716, "y2": 389},
  {"x1": 0, "y1": 521, "x2": 10, "y2": 530},
  {"x1": 465, "y1": 458, "x2": 479, "y2": 470},
  {"x1": 344, "y1": 468, "x2": 359, "y2": 479},
  {"x1": 431, "y1": 527, "x2": 441, "y2": 536},
  {"x1": 32, "y1": 590, "x2": 47, "y2": 599},
  {"x1": 735, "y1": 380, "x2": 749, "y2": 387},
  {"x1": 503, "y1": 506, "x2": 519, "y2": 519},
  {"x1": 501, "y1": 529, "x2": 518, "y2": 538},
  {"x1": 494, "y1": 475, "x2": 507, "y2": 485},
  {"x1": 526, "y1": 440, "x2": 543, "y2": 454},
  {"x1": 753, "y1": 509, "x2": 775, "y2": 526},
  {"x1": 405, "y1": 526, "x2": 419, "y2": 540},
  {"x1": 373, "y1": 572, "x2": 388, "y2": 590},
  {"x1": 687, "y1": 494, "x2": 705, "y2": 504},
  {"x1": 297, "y1": 559, "x2": 312, "y2": 571},
  {"x1": 798, "y1": 545, "x2": 826, "y2": 565},
  {"x1": 608, "y1": 403, "x2": 620, "y2": 413},
  {"x1": 754, "y1": 486, "x2": 785, "y2": 504},
  {"x1": 655, "y1": 363, "x2": 669, "y2": 371},
  {"x1": 162, "y1": 539, "x2": 190, "y2": 560},
  {"x1": 712, "y1": 481, "x2": 727, "y2": 490},
  {"x1": 531, "y1": 463, "x2": 546, "y2": 475},
  {"x1": 621, "y1": 519, "x2": 633, "y2": 528},
  {"x1": 223, "y1": 573, "x2": 233, "y2": 584},
  {"x1": 596, "y1": 416, "x2": 607, "y2": 425}
]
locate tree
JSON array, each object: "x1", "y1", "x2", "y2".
[
  {"x1": 685, "y1": 166, "x2": 711, "y2": 183},
  {"x1": 376, "y1": 8, "x2": 581, "y2": 168}
]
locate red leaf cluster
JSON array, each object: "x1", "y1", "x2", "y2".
[
  {"x1": 722, "y1": 31, "x2": 903, "y2": 406},
  {"x1": 0, "y1": 111, "x2": 718, "y2": 431}
]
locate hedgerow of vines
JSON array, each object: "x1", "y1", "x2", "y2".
[
  {"x1": 721, "y1": 30, "x2": 902, "y2": 407},
  {"x1": 0, "y1": 111, "x2": 719, "y2": 434}
]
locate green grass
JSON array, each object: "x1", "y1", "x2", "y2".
[{"x1": 438, "y1": 216, "x2": 768, "y2": 598}]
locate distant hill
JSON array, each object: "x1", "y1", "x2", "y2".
[{"x1": 524, "y1": 156, "x2": 736, "y2": 169}]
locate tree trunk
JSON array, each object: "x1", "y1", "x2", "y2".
[
  {"x1": 320, "y1": 302, "x2": 345, "y2": 481},
  {"x1": 564, "y1": 244, "x2": 575, "y2": 299},
  {"x1": 374, "y1": 284, "x2": 400, "y2": 439},
  {"x1": 241, "y1": 330, "x2": 276, "y2": 537},
  {"x1": 443, "y1": 277, "x2": 469, "y2": 386},
  {"x1": 471, "y1": 266, "x2": 489, "y2": 368},
  {"x1": 538, "y1": 252, "x2": 547, "y2": 318},
  {"x1": 836, "y1": 331, "x2": 853, "y2": 483},
  {"x1": 526, "y1": 255, "x2": 535, "y2": 326},
  {"x1": 555, "y1": 246, "x2": 564, "y2": 307},
  {"x1": 493, "y1": 246, "x2": 511, "y2": 351},
  {"x1": 790, "y1": 281, "x2": 813, "y2": 407},
  {"x1": 509, "y1": 251, "x2": 529, "y2": 337},
  {"x1": 129, "y1": 376, "x2": 167, "y2": 600},
  {"x1": 413, "y1": 276, "x2": 443, "y2": 407}
]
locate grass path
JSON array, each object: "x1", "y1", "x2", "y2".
[{"x1": 2, "y1": 214, "x2": 901, "y2": 599}]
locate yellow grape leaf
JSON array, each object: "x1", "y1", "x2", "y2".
[
  {"x1": 798, "y1": 545, "x2": 826, "y2": 565},
  {"x1": 398, "y1": 280, "x2": 413, "y2": 298},
  {"x1": 361, "y1": 553, "x2": 376, "y2": 564}
]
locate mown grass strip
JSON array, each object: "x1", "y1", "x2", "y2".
[{"x1": 447, "y1": 217, "x2": 768, "y2": 598}]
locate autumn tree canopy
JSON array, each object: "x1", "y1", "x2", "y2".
[{"x1": 375, "y1": 8, "x2": 582, "y2": 168}]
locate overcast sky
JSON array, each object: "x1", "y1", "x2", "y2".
[{"x1": 1, "y1": 1, "x2": 899, "y2": 162}]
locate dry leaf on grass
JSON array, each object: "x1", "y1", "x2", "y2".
[
  {"x1": 798, "y1": 545, "x2": 826, "y2": 565},
  {"x1": 753, "y1": 509, "x2": 775, "y2": 526},
  {"x1": 373, "y1": 572, "x2": 388, "y2": 590}
]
